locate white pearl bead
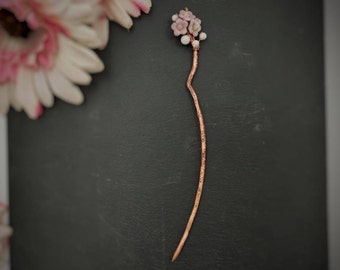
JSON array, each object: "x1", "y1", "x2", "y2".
[
  {"x1": 172, "y1": 14, "x2": 178, "y2": 21},
  {"x1": 192, "y1": 40, "x2": 200, "y2": 48},
  {"x1": 199, "y1": 32, "x2": 207, "y2": 41},
  {"x1": 181, "y1": 35, "x2": 190, "y2": 45}
]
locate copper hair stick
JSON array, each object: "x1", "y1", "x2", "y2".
[{"x1": 170, "y1": 7, "x2": 208, "y2": 262}]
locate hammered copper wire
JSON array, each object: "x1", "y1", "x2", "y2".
[{"x1": 172, "y1": 46, "x2": 207, "y2": 262}]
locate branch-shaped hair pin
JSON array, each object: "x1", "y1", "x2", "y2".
[{"x1": 170, "y1": 8, "x2": 207, "y2": 262}]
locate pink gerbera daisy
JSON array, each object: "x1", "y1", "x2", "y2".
[
  {"x1": 0, "y1": 0, "x2": 104, "y2": 119},
  {"x1": 0, "y1": 0, "x2": 152, "y2": 119}
]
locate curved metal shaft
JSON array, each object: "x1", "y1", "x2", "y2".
[{"x1": 172, "y1": 48, "x2": 207, "y2": 262}]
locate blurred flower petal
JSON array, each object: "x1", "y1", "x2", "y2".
[
  {"x1": 33, "y1": 69, "x2": 54, "y2": 108},
  {"x1": 47, "y1": 66, "x2": 84, "y2": 105},
  {"x1": 16, "y1": 68, "x2": 41, "y2": 119},
  {"x1": 102, "y1": 0, "x2": 152, "y2": 29},
  {"x1": 56, "y1": 55, "x2": 92, "y2": 85}
]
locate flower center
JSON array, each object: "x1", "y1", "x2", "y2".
[{"x1": 0, "y1": 9, "x2": 31, "y2": 38}]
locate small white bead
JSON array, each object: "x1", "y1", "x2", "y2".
[
  {"x1": 199, "y1": 32, "x2": 207, "y2": 41},
  {"x1": 192, "y1": 40, "x2": 200, "y2": 48},
  {"x1": 172, "y1": 14, "x2": 178, "y2": 21},
  {"x1": 181, "y1": 35, "x2": 190, "y2": 45}
]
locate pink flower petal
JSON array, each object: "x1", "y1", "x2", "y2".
[
  {"x1": 132, "y1": 0, "x2": 151, "y2": 14},
  {"x1": 26, "y1": 12, "x2": 40, "y2": 29},
  {"x1": 35, "y1": 103, "x2": 43, "y2": 118}
]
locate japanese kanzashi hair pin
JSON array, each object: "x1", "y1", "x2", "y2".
[{"x1": 170, "y1": 8, "x2": 207, "y2": 262}]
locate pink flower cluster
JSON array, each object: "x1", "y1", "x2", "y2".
[
  {"x1": 171, "y1": 9, "x2": 202, "y2": 37},
  {"x1": 171, "y1": 8, "x2": 207, "y2": 48}
]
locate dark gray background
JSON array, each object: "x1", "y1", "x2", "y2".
[{"x1": 8, "y1": 1, "x2": 327, "y2": 269}]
